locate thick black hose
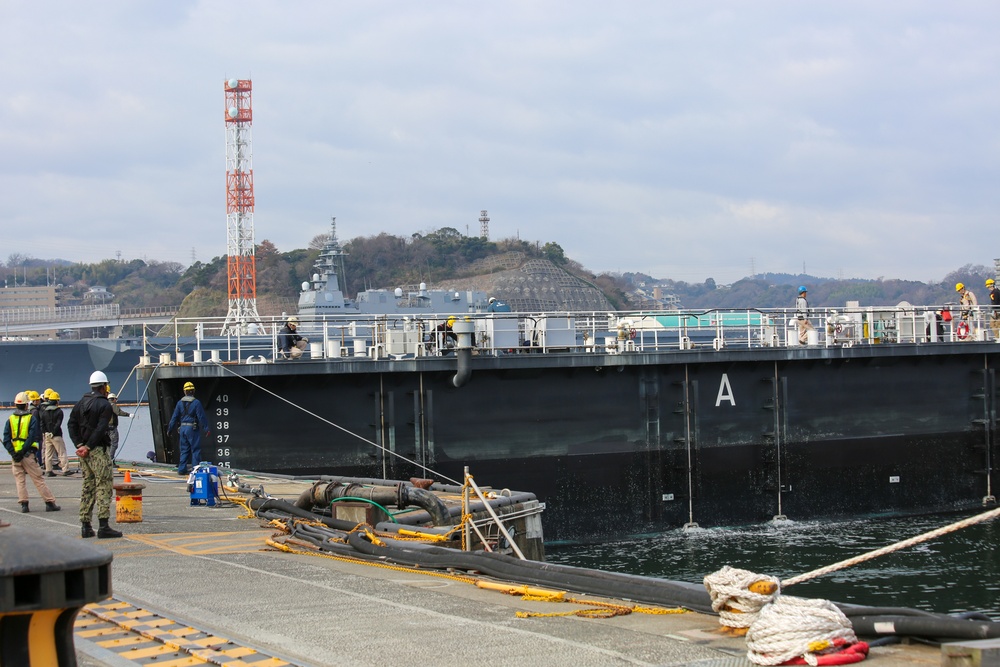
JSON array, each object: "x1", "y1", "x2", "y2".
[{"x1": 345, "y1": 531, "x2": 715, "y2": 614}]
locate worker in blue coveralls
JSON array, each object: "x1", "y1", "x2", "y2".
[
  {"x1": 167, "y1": 381, "x2": 210, "y2": 475},
  {"x1": 487, "y1": 297, "x2": 511, "y2": 312}
]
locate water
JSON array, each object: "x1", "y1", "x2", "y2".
[{"x1": 5, "y1": 406, "x2": 999, "y2": 618}]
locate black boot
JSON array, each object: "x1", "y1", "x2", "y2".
[
  {"x1": 97, "y1": 518, "x2": 122, "y2": 539},
  {"x1": 45, "y1": 501, "x2": 61, "y2": 512},
  {"x1": 81, "y1": 522, "x2": 95, "y2": 538},
  {"x1": 20, "y1": 502, "x2": 28, "y2": 513}
]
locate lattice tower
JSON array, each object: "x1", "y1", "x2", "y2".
[
  {"x1": 479, "y1": 210, "x2": 490, "y2": 239},
  {"x1": 221, "y1": 78, "x2": 262, "y2": 334}
]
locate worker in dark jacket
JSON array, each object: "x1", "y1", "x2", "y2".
[
  {"x1": 41, "y1": 390, "x2": 70, "y2": 477},
  {"x1": 278, "y1": 316, "x2": 308, "y2": 359},
  {"x1": 68, "y1": 370, "x2": 121, "y2": 538},
  {"x1": 167, "y1": 381, "x2": 210, "y2": 475}
]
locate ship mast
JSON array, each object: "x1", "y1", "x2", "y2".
[{"x1": 221, "y1": 77, "x2": 263, "y2": 334}]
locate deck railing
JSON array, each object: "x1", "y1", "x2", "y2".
[{"x1": 136, "y1": 304, "x2": 997, "y2": 366}]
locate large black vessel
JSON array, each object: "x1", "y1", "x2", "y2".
[{"x1": 142, "y1": 302, "x2": 999, "y2": 542}]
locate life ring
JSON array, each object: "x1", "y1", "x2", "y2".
[
  {"x1": 957, "y1": 321, "x2": 970, "y2": 340},
  {"x1": 628, "y1": 328, "x2": 637, "y2": 340}
]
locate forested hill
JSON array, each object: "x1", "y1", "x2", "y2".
[{"x1": 3, "y1": 230, "x2": 994, "y2": 314}]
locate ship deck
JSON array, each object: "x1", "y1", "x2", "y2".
[{"x1": 0, "y1": 462, "x2": 947, "y2": 666}]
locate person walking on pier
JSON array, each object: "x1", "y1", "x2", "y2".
[
  {"x1": 167, "y1": 381, "x2": 209, "y2": 476},
  {"x1": 3, "y1": 392, "x2": 61, "y2": 514},
  {"x1": 795, "y1": 286, "x2": 814, "y2": 345},
  {"x1": 68, "y1": 371, "x2": 122, "y2": 538},
  {"x1": 987, "y1": 279, "x2": 1000, "y2": 339},
  {"x1": 40, "y1": 390, "x2": 70, "y2": 477},
  {"x1": 107, "y1": 392, "x2": 131, "y2": 454},
  {"x1": 278, "y1": 316, "x2": 308, "y2": 359}
]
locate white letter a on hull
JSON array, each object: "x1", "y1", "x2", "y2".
[{"x1": 716, "y1": 374, "x2": 735, "y2": 407}]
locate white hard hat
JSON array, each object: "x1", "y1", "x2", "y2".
[
  {"x1": 89, "y1": 371, "x2": 109, "y2": 386},
  {"x1": 489, "y1": 297, "x2": 496, "y2": 303},
  {"x1": 108, "y1": 393, "x2": 117, "y2": 399}
]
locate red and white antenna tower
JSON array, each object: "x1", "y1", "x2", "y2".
[{"x1": 221, "y1": 77, "x2": 262, "y2": 334}]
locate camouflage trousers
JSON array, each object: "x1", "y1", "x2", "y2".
[{"x1": 80, "y1": 446, "x2": 114, "y2": 522}]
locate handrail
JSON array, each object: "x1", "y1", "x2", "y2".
[{"x1": 134, "y1": 304, "x2": 999, "y2": 366}]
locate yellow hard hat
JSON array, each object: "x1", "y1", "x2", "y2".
[
  {"x1": 14, "y1": 392, "x2": 27, "y2": 405},
  {"x1": 43, "y1": 388, "x2": 54, "y2": 399},
  {"x1": 183, "y1": 381, "x2": 195, "y2": 391},
  {"x1": 447, "y1": 317, "x2": 456, "y2": 325},
  {"x1": 49, "y1": 391, "x2": 61, "y2": 401},
  {"x1": 26, "y1": 390, "x2": 40, "y2": 401},
  {"x1": 987, "y1": 279, "x2": 996, "y2": 286},
  {"x1": 956, "y1": 282, "x2": 965, "y2": 292}
]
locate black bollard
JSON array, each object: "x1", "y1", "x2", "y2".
[{"x1": 0, "y1": 526, "x2": 112, "y2": 666}]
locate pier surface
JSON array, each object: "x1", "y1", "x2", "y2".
[{"x1": 0, "y1": 463, "x2": 940, "y2": 666}]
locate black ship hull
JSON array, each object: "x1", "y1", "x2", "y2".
[{"x1": 146, "y1": 341, "x2": 999, "y2": 542}]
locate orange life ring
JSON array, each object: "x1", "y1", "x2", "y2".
[{"x1": 957, "y1": 321, "x2": 969, "y2": 340}]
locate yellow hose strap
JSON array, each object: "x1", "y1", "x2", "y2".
[{"x1": 396, "y1": 528, "x2": 449, "y2": 542}]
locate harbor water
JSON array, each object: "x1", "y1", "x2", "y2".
[{"x1": 4, "y1": 405, "x2": 998, "y2": 619}]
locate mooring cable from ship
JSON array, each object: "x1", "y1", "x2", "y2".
[{"x1": 207, "y1": 359, "x2": 463, "y2": 485}]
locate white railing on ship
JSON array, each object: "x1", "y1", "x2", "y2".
[{"x1": 136, "y1": 305, "x2": 998, "y2": 366}]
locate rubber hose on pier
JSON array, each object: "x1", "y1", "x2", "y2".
[
  {"x1": 344, "y1": 531, "x2": 715, "y2": 614},
  {"x1": 294, "y1": 482, "x2": 450, "y2": 526},
  {"x1": 249, "y1": 497, "x2": 358, "y2": 531}
]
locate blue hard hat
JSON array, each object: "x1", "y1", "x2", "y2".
[{"x1": 798, "y1": 285, "x2": 807, "y2": 293}]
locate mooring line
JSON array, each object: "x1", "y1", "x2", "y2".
[
  {"x1": 209, "y1": 360, "x2": 462, "y2": 485},
  {"x1": 783, "y1": 504, "x2": 1000, "y2": 587}
]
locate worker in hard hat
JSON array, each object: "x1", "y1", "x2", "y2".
[
  {"x1": 956, "y1": 282, "x2": 978, "y2": 339},
  {"x1": 67, "y1": 370, "x2": 122, "y2": 538},
  {"x1": 40, "y1": 390, "x2": 70, "y2": 477},
  {"x1": 795, "y1": 286, "x2": 815, "y2": 345},
  {"x1": 278, "y1": 315, "x2": 309, "y2": 359},
  {"x1": 166, "y1": 381, "x2": 210, "y2": 476},
  {"x1": 987, "y1": 279, "x2": 1000, "y2": 339},
  {"x1": 107, "y1": 392, "x2": 131, "y2": 454},
  {"x1": 434, "y1": 316, "x2": 459, "y2": 353},
  {"x1": 487, "y1": 296, "x2": 511, "y2": 313},
  {"x1": 25, "y1": 390, "x2": 44, "y2": 466},
  {"x1": 3, "y1": 391, "x2": 62, "y2": 514}
]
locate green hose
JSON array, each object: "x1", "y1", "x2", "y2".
[{"x1": 329, "y1": 496, "x2": 399, "y2": 523}]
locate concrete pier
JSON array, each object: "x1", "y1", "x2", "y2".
[{"x1": 0, "y1": 462, "x2": 941, "y2": 666}]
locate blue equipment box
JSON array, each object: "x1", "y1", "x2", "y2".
[{"x1": 189, "y1": 465, "x2": 219, "y2": 506}]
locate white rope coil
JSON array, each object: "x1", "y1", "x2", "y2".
[
  {"x1": 703, "y1": 566, "x2": 780, "y2": 629},
  {"x1": 744, "y1": 595, "x2": 857, "y2": 666}
]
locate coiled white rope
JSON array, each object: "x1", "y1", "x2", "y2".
[
  {"x1": 703, "y1": 566, "x2": 780, "y2": 630},
  {"x1": 744, "y1": 595, "x2": 857, "y2": 666}
]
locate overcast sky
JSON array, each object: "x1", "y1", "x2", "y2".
[{"x1": 2, "y1": 2, "x2": 998, "y2": 284}]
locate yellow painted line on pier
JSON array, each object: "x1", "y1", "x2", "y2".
[
  {"x1": 125, "y1": 531, "x2": 272, "y2": 555},
  {"x1": 77, "y1": 598, "x2": 295, "y2": 666}
]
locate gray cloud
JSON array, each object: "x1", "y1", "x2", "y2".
[{"x1": 2, "y1": 1, "x2": 998, "y2": 283}]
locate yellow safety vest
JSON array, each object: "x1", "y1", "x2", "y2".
[{"x1": 8, "y1": 413, "x2": 33, "y2": 453}]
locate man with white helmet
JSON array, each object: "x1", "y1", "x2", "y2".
[
  {"x1": 278, "y1": 315, "x2": 308, "y2": 359},
  {"x1": 167, "y1": 381, "x2": 210, "y2": 475},
  {"x1": 68, "y1": 370, "x2": 122, "y2": 538},
  {"x1": 3, "y1": 391, "x2": 61, "y2": 514}
]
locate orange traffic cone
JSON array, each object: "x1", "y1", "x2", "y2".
[{"x1": 124, "y1": 470, "x2": 132, "y2": 483}]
